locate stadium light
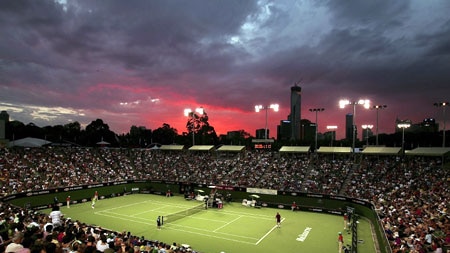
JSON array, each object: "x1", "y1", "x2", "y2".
[
  {"x1": 361, "y1": 124, "x2": 373, "y2": 146},
  {"x1": 326, "y1": 125, "x2": 338, "y2": 147},
  {"x1": 372, "y1": 105, "x2": 387, "y2": 146},
  {"x1": 397, "y1": 122, "x2": 411, "y2": 155},
  {"x1": 339, "y1": 99, "x2": 371, "y2": 153},
  {"x1": 434, "y1": 102, "x2": 449, "y2": 147},
  {"x1": 309, "y1": 108, "x2": 325, "y2": 152},
  {"x1": 255, "y1": 104, "x2": 279, "y2": 139},
  {"x1": 184, "y1": 107, "x2": 204, "y2": 146}
]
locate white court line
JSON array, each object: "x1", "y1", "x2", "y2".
[
  {"x1": 163, "y1": 225, "x2": 257, "y2": 245},
  {"x1": 166, "y1": 223, "x2": 259, "y2": 240},
  {"x1": 94, "y1": 211, "x2": 150, "y2": 225},
  {"x1": 255, "y1": 217, "x2": 285, "y2": 245},
  {"x1": 98, "y1": 211, "x2": 149, "y2": 222},
  {"x1": 94, "y1": 199, "x2": 275, "y2": 245},
  {"x1": 131, "y1": 206, "x2": 168, "y2": 217},
  {"x1": 213, "y1": 215, "x2": 242, "y2": 232},
  {"x1": 216, "y1": 209, "x2": 275, "y2": 220},
  {"x1": 96, "y1": 200, "x2": 152, "y2": 212},
  {"x1": 96, "y1": 210, "x2": 259, "y2": 243},
  {"x1": 97, "y1": 199, "x2": 202, "y2": 214}
]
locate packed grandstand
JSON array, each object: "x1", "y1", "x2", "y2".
[{"x1": 0, "y1": 147, "x2": 449, "y2": 253}]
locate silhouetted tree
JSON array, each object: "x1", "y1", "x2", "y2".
[
  {"x1": 6, "y1": 120, "x2": 25, "y2": 140},
  {"x1": 152, "y1": 123, "x2": 178, "y2": 144},
  {"x1": 185, "y1": 110, "x2": 218, "y2": 145},
  {"x1": 42, "y1": 125, "x2": 64, "y2": 142},
  {"x1": 221, "y1": 130, "x2": 251, "y2": 145},
  {"x1": 128, "y1": 125, "x2": 152, "y2": 147},
  {"x1": 84, "y1": 119, "x2": 117, "y2": 146}
]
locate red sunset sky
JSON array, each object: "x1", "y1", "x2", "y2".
[{"x1": 1, "y1": 0, "x2": 449, "y2": 140}]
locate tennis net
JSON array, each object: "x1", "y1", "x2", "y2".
[{"x1": 162, "y1": 203, "x2": 204, "y2": 225}]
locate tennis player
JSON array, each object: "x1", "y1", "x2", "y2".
[
  {"x1": 91, "y1": 196, "x2": 96, "y2": 209},
  {"x1": 156, "y1": 216, "x2": 161, "y2": 230},
  {"x1": 275, "y1": 212, "x2": 281, "y2": 228}
]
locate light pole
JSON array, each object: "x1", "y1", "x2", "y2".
[
  {"x1": 361, "y1": 124, "x2": 373, "y2": 146},
  {"x1": 372, "y1": 105, "x2": 387, "y2": 146},
  {"x1": 434, "y1": 102, "x2": 449, "y2": 147},
  {"x1": 339, "y1": 99, "x2": 370, "y2": 153},
  {"x1": 255, "y1": 104, "x2": 279, "y2": 139},
  {"x1": 397, "y1": 122, "x2": 411, "y2": 155},
  {"x1": 309, "y1": 108, "x2": 325, "y2": 152},
  {"x1": 184, "y1": 107, "x2": 204, "y2": 146},
  {"x1": 326, "y1": 125, "x2": 338, "y2": 147}
]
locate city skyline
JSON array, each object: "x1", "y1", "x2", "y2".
[{"x1": 1, "y1": 1, "x2": 449, "y2": 139}]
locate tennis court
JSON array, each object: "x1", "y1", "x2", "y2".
[{"x1": 44, "y1": 194, "x2": 376, "y2": 253}]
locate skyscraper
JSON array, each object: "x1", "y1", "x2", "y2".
[
  {"x1": 0, "y1": 111, "x2": 9, "y2": 140},
  {"x1": 345, "y1": 113, "x2": 353, "y2": 141},
  {"x1": 290, "y1": 85, "x2": 302, "y2": 140}
]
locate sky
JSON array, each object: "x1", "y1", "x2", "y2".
[{"x1": 1, "y1": 0, "x2": 450, "y2": 140}]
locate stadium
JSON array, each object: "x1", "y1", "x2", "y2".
[{"x1": 1, "y1": 146, "x2": 449, "y2": 253}]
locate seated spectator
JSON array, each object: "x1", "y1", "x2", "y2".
[{"x1": 5, "y1": 232, "x2": 24, "y2": 253}]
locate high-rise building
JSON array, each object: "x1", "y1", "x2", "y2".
[
  {"x1": 362, "y1": 128, "x2": 373, "y2": 142},
  {"x1": 277, "y1": 120, "x2": 291, "y2": 141},
  {"x1": 0, "y1": 111, "x2": 9, "y2": 140},
  {"x1": 290, "y1": 85, "x2": 302, "y2": 140},
  {"x1": 345, "y1": 113, "x2": 353, "y2": 141},
  {"x1": 395, "y1": 118, "x2": 437, "y2": 133},
  {"x1": 256, "y1": 128, "x2": 268, "y2": 139}
]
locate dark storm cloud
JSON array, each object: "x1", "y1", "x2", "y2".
[
  {"x1": 325, "y1": 0, "x2": 409, "y2": 27},
  {"x1": 263, "y1": 1, "x2": 450, "y2": 99},
  {"x1": 1, "y1": 0, "x2": 449, "y2": 136}
]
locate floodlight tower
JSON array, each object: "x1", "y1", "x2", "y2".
[
  {"x1": 309, "y1": 108, "x2": 325, "y2": 152},
  {"x1": 326, "y1": 125, "x2": 338, "y2": 147},
  {"x1": 361, "y1": 124, "x2": 373, "y2": 146},
  {"x1": 255, "y1": 104, "x2": 279, "y2": 139},
  {"x1": 434, "y1": 102, "x2": 449, "y2": 147},
  {"x1": 339, "y1": 99, "x2": 370, "y2": 153},
  {"x1": 184, "y1": 107, "x2": 204, "y2": 146},
  {"x1": 397, "y1": 122, "x2": 411, "y2": 155},
  {"x1": 372, "y1": 105, "x2": 387, "y2": 146}
]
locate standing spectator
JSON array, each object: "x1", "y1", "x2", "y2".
[
  {"x1": 49, "y1": 206, "x2": 63, "y2": 228},
  {"x1": 275, "y1": 212, "x2": 281, "y2": 228},
  {"x1": 343, "y1": 213, "x2": 349, "y2": 231},
  {"x1": 338, "y1": 232, "x2": 344, "y2": 253},
  {"x1": 66, "y1": 196, "x2": 71, "y2": 208},
  {"x1": 204, "y1": 196, "x2": 209, "y2": 209}
]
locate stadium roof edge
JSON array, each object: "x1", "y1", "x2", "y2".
[
  {"x1": 405, "y1": 147, "x2": 450, "y2": 156},
  {"x1": 279, "y1": 146, "x2": 310, "y2": 153}
]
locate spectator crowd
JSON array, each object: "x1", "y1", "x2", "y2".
[{"x1": 0, "y1": 147, "x2": 449, "y2": 253}]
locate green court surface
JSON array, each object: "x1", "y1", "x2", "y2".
[{"x1": 43, "y1": 194, "x2": 377, "y2": 253}]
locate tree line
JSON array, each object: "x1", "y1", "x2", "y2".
[
  {"x1": 4, "y1": 111, "x2": 253, "y2": 147},
  {"x1": 3, "y1": 111, "x2": 447, "y2": 148}
]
